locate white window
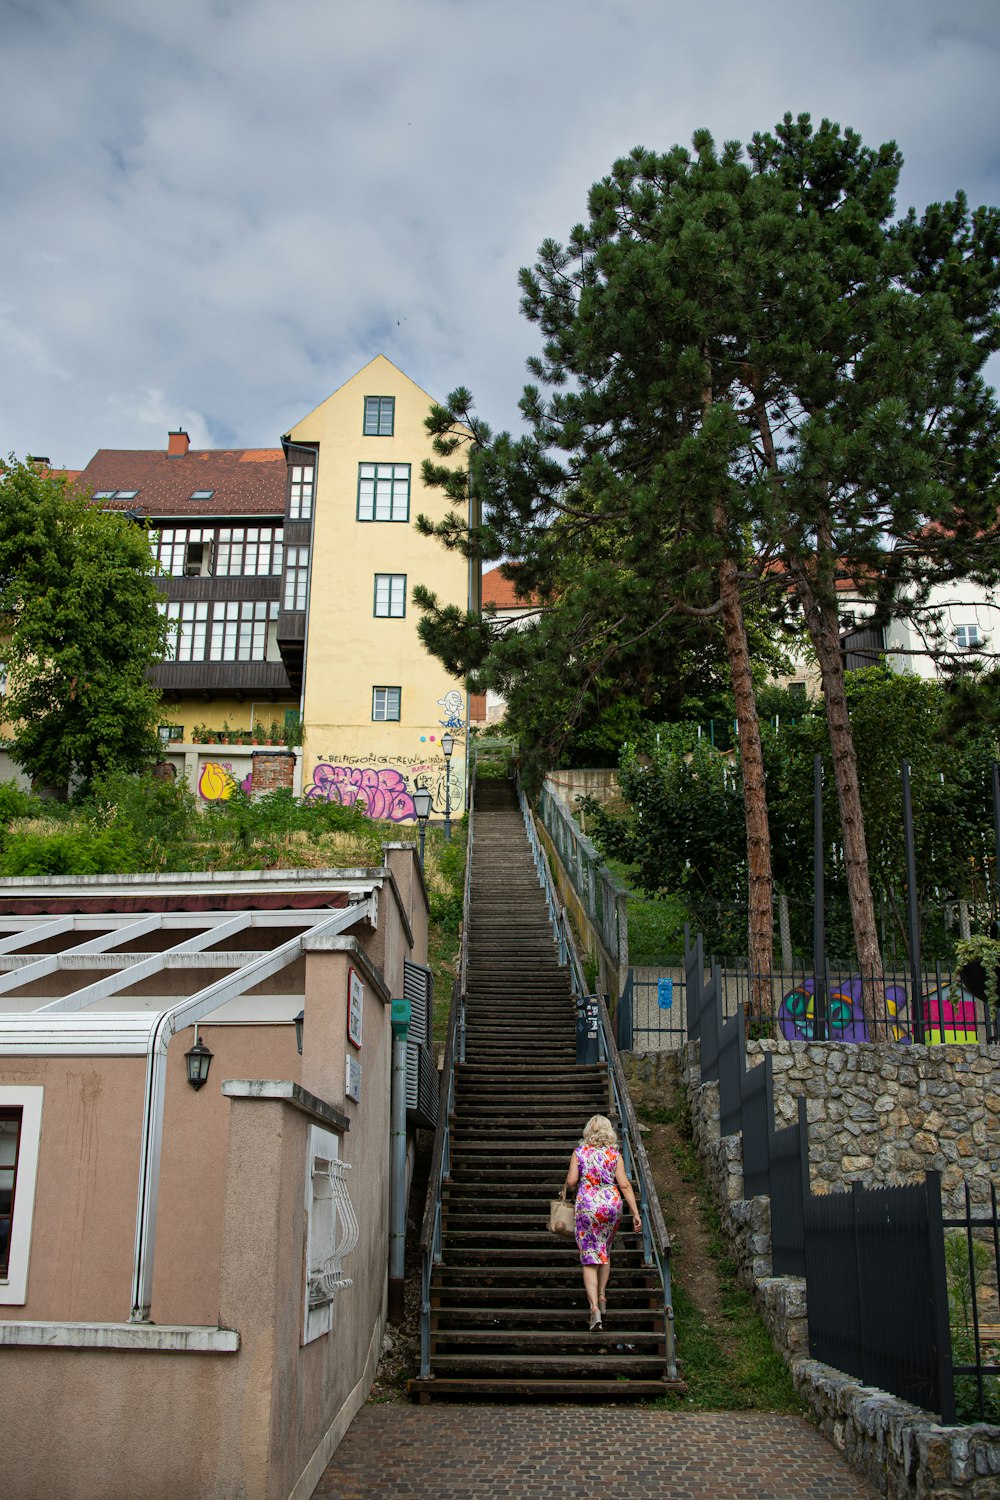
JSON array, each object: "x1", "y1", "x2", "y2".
[
  {"x1": 955, "y1": 624, "x2": 982, "y2": 650},
  {"x1": 372, "y1": 686, "x2": 401, "y2": 722},
  {"x1": 289, "y1": 466, "x2": 315, "y2": 521},
  {"x1": 209, "y1": 601, "x2": 278, "y2": 662},
  {"x1": 374, "y1": 574, "x2": 406, "y2": 618},
  {"x1": 0, "y1": 1087, "x2": 43, "y2": 1305},
  {"x1": 357, "y1": 463, "x2": 409, "y2": 522},
  {"x1": 284, "y1": 546, "x2": 310, "y2": 611},
  {"x1": 302, "y1": 1125, "x2": 358, "y2": 1344},
  {"x1": 215, "y1": 527, "x2": 283, "y2": 577},
  {"x1": 166, "y1": 601, "x2": 210, "y2": 661}
]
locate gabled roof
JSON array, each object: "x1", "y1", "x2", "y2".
[{"x1": 74, "y1": 447, "x2": 285, "y2": 517}]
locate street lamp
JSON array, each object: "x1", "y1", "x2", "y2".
[
  {"x1": 441, "y1": 734, "x2": 454, "y2": 842},
  {"x1": 412, "y1": 786, "x2": 433, "y2": 869},
  {"x1": 293, "y1": 1008, "x2": 305, "y2": 1055}
]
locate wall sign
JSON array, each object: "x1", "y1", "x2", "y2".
[
  {"x1": 347, "y1": 967, "x2": 364, "y2": 1049},
  {"x1": 657, "y1": 978, "x2": 674, "y2": 1010},
  {"x1": 345, "y1": 1056, "x2": 362, "y2": 1103}
]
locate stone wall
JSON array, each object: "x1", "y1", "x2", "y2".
[
  {"x1": 749, "y1": 1038, "x2": 1000, "y2": 1214},
  {"x1": 622, "y1": 1046, "x2": 1000, "y2": 1499}
]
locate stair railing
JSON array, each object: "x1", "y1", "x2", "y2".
[
  {"x1": 416, "y1": 764, "x2": 475, "y2": 1379},
  {"x1": 516, "y1": 777, "x2": 678, "y2": 1382}
]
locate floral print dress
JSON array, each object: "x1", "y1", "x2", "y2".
[{"x1": 573, "y1": 1144, "x2": 622, "y2": 1265}]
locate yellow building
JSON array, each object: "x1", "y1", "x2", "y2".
[
  {"x1": 285, "y1": 356, "x2": 476, "y2": 821},
  {"x1": 16, "y1": 357, "x2": 475, "y2": 818}
]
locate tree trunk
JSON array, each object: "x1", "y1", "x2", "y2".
[
  {"x1": 800, "y1": 578, "x2": 884, "y2": 1026},
  {"x1": 718, "y1": 553, "x2": 774, "y2": 995}
]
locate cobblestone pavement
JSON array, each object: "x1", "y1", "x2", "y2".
[{"x1": 313, "y1": 1406, "x2": 877, "y2": 1499}]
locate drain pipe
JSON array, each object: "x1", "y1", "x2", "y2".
[{"x1": 388, "y1": 996, "x2": 411, "y2": 1323}]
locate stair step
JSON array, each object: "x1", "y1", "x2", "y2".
[{"x1": 408, "y1": 1375, "x2": 674, "y2": 1401}]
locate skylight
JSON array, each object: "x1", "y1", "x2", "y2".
[{"x1": 190, "y1": 489, "x2": 215, "y2": 501}]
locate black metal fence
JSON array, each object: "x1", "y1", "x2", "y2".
[
  {"x1": 685, "y1": 931, "x2": 981, "y2": 1423},
  {"x1": 943, "y1": 1183, "x2": 1000, "y2": 1424}
]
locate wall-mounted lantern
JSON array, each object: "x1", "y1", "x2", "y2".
[
  {"x1": 185, "y1": 1033, "x2": 213, "y2": 1091},
  {"x1": 294, "y1": 1009, "x2": 305, "y2": 1056}
]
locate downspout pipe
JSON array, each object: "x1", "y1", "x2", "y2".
[{"x1": 388, "y1": 1011, "x2": 409, "y2": 1324}]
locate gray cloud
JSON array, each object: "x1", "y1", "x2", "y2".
[{"x1": 2, "y1": 0, "x2": 998, "y2": 465}]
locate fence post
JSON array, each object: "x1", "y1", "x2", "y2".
[{"x1": 925, "y1": 1171, "x2": 956, "y2": 1424}]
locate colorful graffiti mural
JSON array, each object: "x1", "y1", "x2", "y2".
[
  {"x1": 198, "y1": 760, "x2": 251, "y2": 801},
  {"x1": 305, "y1": 764, "x2": 416, "y2": 821},
  {"x1": 778, "y1": 975, "x2": 979, "y2": 1044}
]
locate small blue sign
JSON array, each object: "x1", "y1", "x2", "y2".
[{"x1": 657, "y1": 978, "x2": 673, "y2": 1010}]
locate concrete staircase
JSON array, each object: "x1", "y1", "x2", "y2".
[{"x1": 413, "y1": 778, "x2": 670, "y2": 1400}]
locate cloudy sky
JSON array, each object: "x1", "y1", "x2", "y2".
[{"x1": 3, "y1": 0, "x2": 999, "y2": 468}]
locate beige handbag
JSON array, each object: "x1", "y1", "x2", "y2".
[{"x1": 548, "y1": 1188, "x2": 574, "y2": 1235}]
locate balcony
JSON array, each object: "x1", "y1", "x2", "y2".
[{"x1": 152, "y1": 660, "x2": 293, "y2": 701}]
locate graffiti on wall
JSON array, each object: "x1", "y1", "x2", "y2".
[
  {"x1": 779, "y1": 975, "x2": 979, "y2": 1044},
  {"x1": 304, "y1": 754, "x2": 467, "y2": 822},
  {"x1": 305, "y1": 764, "x2": 416, "y2": 821},
  {"x1": 198, "y1": 760, "x2": 252, "y2": 801},
  {"x1": 437, "y1": 690, "x2": 465, "y2": 730}
]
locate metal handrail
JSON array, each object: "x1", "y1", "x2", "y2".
[
  {"x1": 416, "y1": 762, "x2": 475, "y2": 1380},
  {"x1": 516, "y1": 778, "x2": 678, "y2": 1381}
]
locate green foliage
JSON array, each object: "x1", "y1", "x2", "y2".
[
  {"x1": 0, "y1": 460, "x2": 168, "y2": 795},
  {"x1": 945, "y1": 1231, "x2": 1000, "y2": 1424},
  {"x1": 587, "y1": 669, "x2": 1000, "y2": 961}
]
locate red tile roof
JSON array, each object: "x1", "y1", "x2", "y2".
[
  {"x1": 74, "y1": 447, "x2": 286, "y2": 517},
  {"x1": 482, "y1": 565, "x2": 539, "y2": 609}
]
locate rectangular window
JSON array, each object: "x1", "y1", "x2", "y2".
[
  {"x1": 209, "y1": 601, "x2": 278, "y2": 662},
  {"x1": 357, "y1": 463, "x2": 410, "y2": 522},
  {"x1": 289, "y1": 465, "x2": 315, "y2": 521},
  {"x1": 955, "y1": 624, "x2": 982, "y2": 650},
  {"x1": 215, "y1": 527, "x2": 283, "y2": 577},
  {"x1": 0, "y1": 1109, "x2": 21, "y2": 1280},
  {"x1": 372, "y1": 686, "x2": 401, "y2": 722},
  {"x1": 363, "y1": 396, "x2": 395, "y2": 436},
  {"x1": 166, "y1": 601, "x2": 210, "y2": 661},
  {"x1": 284, "y1": 546, "x2": 310, "y2": 611},
  {"x1": 374, "y1": 573, "x2": 406, "y2": 618},
  {"x1": 0, "y1": 1087, "x2": 43, "y2": 1304}
]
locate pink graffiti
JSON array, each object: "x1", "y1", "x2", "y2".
[{"x1": 306, "y1": 763, "x2": 416, "y2": 821}]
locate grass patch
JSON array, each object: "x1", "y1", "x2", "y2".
[
  {"x1": 639, "y1": 1098, "x2": 805, "y2": 1415},
  {"x1": 605, "y1": 858, "x2": 690, "y2": 964}
]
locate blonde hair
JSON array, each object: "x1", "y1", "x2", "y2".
[{"x1": 581, "y1": 1114, "x2": 618, "y2": 1149}]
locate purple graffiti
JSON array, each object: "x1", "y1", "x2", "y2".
[
  {"x1": 779, "y1": 975, "x2": 980, "y2": 1044},
  {"x1": 778, "y1": 976, "x2": 910, "y2": 1044},
  {"x1": 306, "y1": 763, "x2": 416, "y2": 821}
]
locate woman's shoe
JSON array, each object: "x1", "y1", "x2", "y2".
[
  {"x1": 598, "y1": 1297, "x2": 607, "y2": 1314},
  {"x1": 588, "y1": 1306, "x2": 602, "y2": 1331}
]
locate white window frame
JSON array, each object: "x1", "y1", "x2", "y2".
[
  {"x1": 289, "y1": 465, "x2": 315, "y2": 522},
  {"x1": 284, "y1": 546, "x2": 310, "y2": 611},
  {"x1": 372, "y1": 686, "x2": 401, "y2": 722},
  {"x1": 0, "y1": 1086, "x2": 43, "y2": 1305},
  {"x1": 955, "y1": 623, "x2": 982, "y2": 650},
  {"x1": 302, "y1": 1125, "x2": 357, "y2": 1344}
]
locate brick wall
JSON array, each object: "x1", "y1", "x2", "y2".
[{"x1": 250, "y1": 750, "x2": 296, "y2": 796}]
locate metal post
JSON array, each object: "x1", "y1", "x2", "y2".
[
  {"x1": 813, "y1": 754, "x2": 827, "y2": 1042},
  {"x1": 388, "y1": 1024, "x2": 409, "y2": 1324},
  {"x1": 902, "y1": 759, "x2": 924, "y2": 1043},
  {"x1": 993, "y1": 760, "x2": 1000, "y2": 926},
  {"x1": 418, "y1": 820, "x2": 427, "y2": 870},
  {"x1": 442, "y1": 733, "x2": 454, "y2": 842}
]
